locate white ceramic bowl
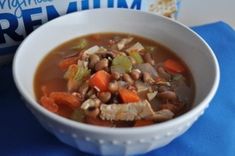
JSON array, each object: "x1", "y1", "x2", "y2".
[{"x1": 13, "y1": 9, "x2": 220, "y2": 155}]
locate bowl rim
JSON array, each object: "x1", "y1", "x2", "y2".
[{"x1": 13, "y1": 8, "x2": 220, "y2": 135}]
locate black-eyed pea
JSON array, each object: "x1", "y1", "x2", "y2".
[
  {"x1": 111, "y1": 71, "x2": 121, "y2": 80},
  {"x1": 89, "y1": 54, "x2": 100, "y2": 69},
  {"x1": 95, "y1": 58, "x2": 109, "y2": 71},
  {"x1": 130, "y1": 69, "x2": 141, "y2": 80},
  {"x1": 157, "y1": 66, "x2": 171, "y2": 81},
  {"x1": 158, "y1": 85, "x2": 170, "y2": 93},
  {"x1": 85, "y1": 107, "x2": 100, "y2": 118},
  {"x1": 143, "y1": 72, "x2": 155, "y2": 84},
  {"x1": 98, "y1": 92, "x2": 112, "y2": 103},
  {"x1": 108, "y1": 80, "x2": 119, "y2": 93},
  {"x1": 158, "y1": 91, "x2": 177, "y2": 100},
  {"x1": 143, "y1": 53, "x2": 155, "y2": 65},
  {"x1": 123, "y1": 73, "x2": 134, "y2": 85}
]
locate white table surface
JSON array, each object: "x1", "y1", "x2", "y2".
[{"x1": 178, "y1": 0, "x2": 235, "y2": 28}]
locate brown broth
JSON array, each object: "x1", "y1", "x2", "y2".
[{"x1": 34, "y1": 32, "x2": 195, "y2": 127}]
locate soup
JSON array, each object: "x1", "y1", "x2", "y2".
[{"x1": 34, "y1": 33, "x2": 195, "y2": 127}]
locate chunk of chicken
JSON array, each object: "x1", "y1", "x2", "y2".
[
  {"x1": 126, "y1": 42, "x2": 144, "y2": 53},
  {"x1": 99, "y1": 100, "x2": 175, "y2": 122},
  {"x1": 117, "y1": 37, "x2": 133, "y2": 50},
  {"x1": 99, "y1": 100, "x2": 155, "y2": 121}
]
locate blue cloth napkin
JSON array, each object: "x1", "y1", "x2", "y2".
[{"x1": 0, "y1": 21, "x2": 235, "y2": 156}]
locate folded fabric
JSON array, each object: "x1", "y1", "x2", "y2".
[
  {"x1": 0, "y1": 21, "x2": 234, "y2": 156},
  {"x1": 145, "y1": 21, "x2": 235, "y2": 156}
]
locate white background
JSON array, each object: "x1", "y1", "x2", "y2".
[{"x1": 178, "y1": 0, "x2": 235, "y2": 28}]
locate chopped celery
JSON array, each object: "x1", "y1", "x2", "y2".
[
  {"x1": 111, "y1": 65, "x2": 126, "y2": 74},
  {"x1": 74, "y1": 65, "x2": 91, "y2": 82},
  {"x1": 64, "y1": 62, "x2": 90, "y2": 84},
  {"x1": 112, "y1": 55, "x2": 132, "y2": 73},
  {"x1": 129, "y1": 51, "x2": 143, "y2": 64},
  {"x1": 71, "y1": 39, "x2": 88, "y2": 50}
]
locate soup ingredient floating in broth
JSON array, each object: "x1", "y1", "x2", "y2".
[{"x1": 34, "y1": 33, "x2": 194, "y2": 127}]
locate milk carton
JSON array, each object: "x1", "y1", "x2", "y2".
[{"x1": 0, "y1": 0, "x2": 180, "y2": 63}]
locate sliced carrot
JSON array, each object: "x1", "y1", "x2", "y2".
[
  {"x1": 134, "y1": 120, "x2": 154, "y2": 127},
  {"x1": 119, "y1": 88, "x2": 140, "y2": 103},
  {"x1": 163, "y1": 59, "x2": 186, "y2": 73},
  {"x1": 57, "y1": 104, "x2": 73, "y2": 118},
  {"x1": 89, "y1": 70, "x2": 111, "y2": 92},
  {"x1": 58, "y1": 57, "x2": 79, "y2": 71},
  {"x1": 40, "y1": 96, "x2": 59, "y2": 113},
  {"x1": 49, "y1": 92, "x2": 81, "y2": 108}
]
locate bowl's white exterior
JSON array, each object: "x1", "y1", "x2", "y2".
[{"x1": 13, "y1": 9, "x2": 220, "y2": 156}]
